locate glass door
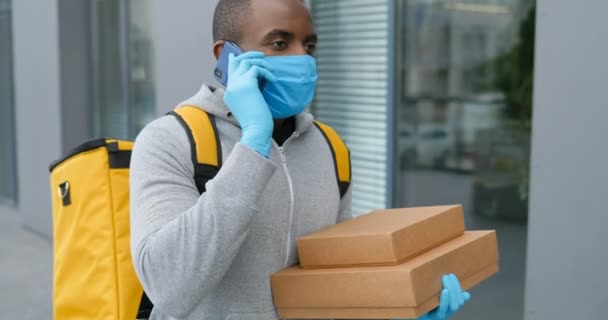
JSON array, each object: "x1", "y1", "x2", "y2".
[
  {"x1": 0, "y1": 0, "x2": 18, "y2": 206},
  {"x1": 394, "y1": 1, "x2": 535, "y2": 319},
  {"x1": 89, "y1": 0, "x2": 156, "y2": 140}
]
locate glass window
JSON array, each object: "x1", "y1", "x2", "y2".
[
  {"x1": 90, "y1": 0, "x2": 155, "y2": 140},
  {"x1": 129, "y1": 0, "x2": 156, "y2": 134},
  {"x1": 395, "y1": 1, "x2": 535, "y2": 319},
  {"x1": 0, "y1": 0, "x2": 18, "y2": 206},
  {"x1": 310, "y1": 0, "x2": 390, "y2": 216}
]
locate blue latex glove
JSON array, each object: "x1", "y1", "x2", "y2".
[
  {"x1": 223, "y1": 51, "x2": 277, "y2": 157},
  {"x1": 417, "y1": 274, "x2": 471, "y2": 320}
]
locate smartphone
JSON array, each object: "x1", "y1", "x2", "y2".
[
  {"x1": 214, "y1": 41, "x2": 266, "y2": 89},
  {"x1": 214, "y1": 41, "x2": 244, "y2": 87}
]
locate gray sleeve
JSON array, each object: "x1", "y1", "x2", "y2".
[
  {"x1": 336, "y1": 184, "x2": 353, "y2": 223},
  {"x1": 129, "y1": 116, "x2": 277, "y2": 318}
]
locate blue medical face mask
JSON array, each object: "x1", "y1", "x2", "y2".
[{"x1": 262, "y1": 55, "x2": 318, "y2": 119}]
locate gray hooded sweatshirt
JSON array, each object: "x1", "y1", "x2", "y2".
[{"x1": 130, "y1": 84, "x2": 352, "y2": 320}]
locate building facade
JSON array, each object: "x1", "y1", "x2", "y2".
[{"x1": 1, "y1": 0, "x2": 606, "y2": 319}]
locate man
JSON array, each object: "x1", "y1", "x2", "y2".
[{"x1": 129, "y1": 0, "x2": 470, "y2": 319}]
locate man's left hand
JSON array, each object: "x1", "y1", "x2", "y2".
[{"x1": 417, "y1": 274, "x2": 471, "y2": 320}]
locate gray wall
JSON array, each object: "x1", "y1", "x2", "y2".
[
  {"x1": 524, "y1": 0, "x2": 608, "y2": 319},
  {"x1": 2, "y1": 0, "x2": 224, "y2": 237},
  {"x1": 7, "y1": 0, "x2": 63, "y2": 237},
  {"x1": 152, "y1": 0, "x2": 219, "y2": 115}
]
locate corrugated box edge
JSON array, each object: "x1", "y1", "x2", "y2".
[{"x1": 276, "y1": 262, "x2": 499, "y2": 319}]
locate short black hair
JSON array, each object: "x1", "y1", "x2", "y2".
[{"x1": 212, "y1": 0, "x2": 252, "y2": 42}]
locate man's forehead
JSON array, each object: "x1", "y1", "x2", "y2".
[
  {"x1": 250, "y1": 0, "x2": 307, "y2": 10},
  {"x1": 244, "y1": 0, "x2": 312, "y2": 36},
  {"x1": 248, "y1": 0, "x2": 311, "y2": 24}
]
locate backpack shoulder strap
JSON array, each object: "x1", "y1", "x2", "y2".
[
  {"x1": 313, "y1": 120, "x2": 351, "y2": 198},
  {"x1": 168, "y1": 105, "x2": 222, "y2": 194},
  {"x1": 138, "y1": 106, "x2": 221, "y2": 319}
]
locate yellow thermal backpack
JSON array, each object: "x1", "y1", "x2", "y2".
[{"x1": 48, "y1": 105, "x2": 351, "y2": 319}]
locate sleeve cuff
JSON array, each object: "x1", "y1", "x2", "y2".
[{"x1": 207, "y1": 142, "x2": 278, "y2": 207}]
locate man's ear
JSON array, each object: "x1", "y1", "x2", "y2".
[{"x1": 213, "y1": 40, "x2": 226, "y2": 60}]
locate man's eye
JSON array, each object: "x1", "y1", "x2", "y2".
[
  {"x1": 273, "y1": 41, "x2": 287, "y2": 49},
  {"x1": 306, "y1": 43, "x2": 317, "y2": 54}
]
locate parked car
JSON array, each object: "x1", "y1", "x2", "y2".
[{"x1": 398, "y1": 124, "x2": 454, "y2": 169}]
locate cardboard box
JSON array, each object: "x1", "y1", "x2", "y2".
[
  {"x1": 273, "y1": 231, "x2": 498, "y2": 319},
  {"x1": 297, "y1": 205, "x2": 465, "y2": 269}
]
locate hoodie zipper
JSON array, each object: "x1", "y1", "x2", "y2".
[{"x1": 274, "y1": 132, "x2": 299, "y2": 268}]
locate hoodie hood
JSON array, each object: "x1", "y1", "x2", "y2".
[{"x1": 177, "y1": 84, "x2": 315, "y2": 135}]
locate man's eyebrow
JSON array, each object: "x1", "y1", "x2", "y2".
[
  {"x1": 262, "y1": 29, "x2": 294, "y2": 42},
  {"x1": 305, "y1": 33, "x2": 318, "y2": 42}
]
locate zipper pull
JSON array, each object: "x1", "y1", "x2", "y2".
[{"x1": 277, "y1": 147, "x2": 287, "y2": 163}]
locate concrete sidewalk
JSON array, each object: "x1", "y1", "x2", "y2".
[{"x1": 0, "y1": 209, "x2": 53, "y2": 319}]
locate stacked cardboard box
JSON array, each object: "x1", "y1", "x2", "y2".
[{"x1": 271, "y1": 205, "x2": 499, "y2": 319}]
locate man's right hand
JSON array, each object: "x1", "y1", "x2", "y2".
[{"x1": 223, "y1": 51, "x2": 277, "y2": 158}]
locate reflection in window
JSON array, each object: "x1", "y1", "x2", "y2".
[
  {"x1": 395, "y1": 1, "x2": 535, "y2": 319},
  {"x1": 0, "y1": 0, "x2": 18, "y2": 205},
  {"x1": 129, "y1": 0, "x2": 156, "y2": 134},
  {"x1": 90, "y1": 0, "x2": 155, "y2": 140}
]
